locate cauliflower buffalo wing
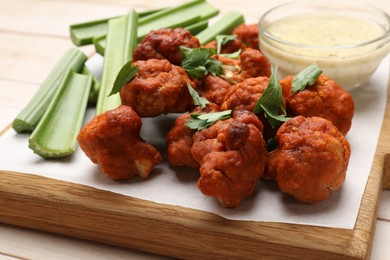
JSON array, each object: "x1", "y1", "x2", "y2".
[
  {"x1": 238, "y1": 48, "x2": 271, "y2": 80},
  {"x1": 197, "y1": 75, "x2": 232, "y2": 106},
  {"x1": 197, "y1": 48, "x2": 271, "y2": 107},
  {"x1": 77, "y1": 105, "x2": 162, "y2": 181},
  {"x1": 232, "y1": 23, "x2": 259, "y2": 49},
  {"x1": 282, "y1": 74, "x2": 355, "y2": 135},
  {"x1": 120, "y1": 59, "x2": 196, "y2": 117},
  {"x1": 214, "y1": 48, "x2": 271, "y2": 84},
  {"x1": 191, "y1": 110, "x2": 267, "y2": 208},
  {"x1": 266, "y1": 116, "x2": 351, "y2": 203},
  {"x1": 221, "y1": 76, "x2": 270, "y2": 112},
  {"x1": 166, "y1": 103, "x2": 220, "y2": 169},
  {"x1": 133, "y1": 28, "x2": 200, "y2": 65}
]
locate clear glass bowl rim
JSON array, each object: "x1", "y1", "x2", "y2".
[{"x1": 259, "y1": 0, "x2": 390, "y2": 49}]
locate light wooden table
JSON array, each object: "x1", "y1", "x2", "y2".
[{"x1": 1, "y1": 0, "x2": 390, "y2": 259}]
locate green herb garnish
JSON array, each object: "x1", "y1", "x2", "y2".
[
  {"x1": 292, "y1": 63, "x2": 323, "y2": 94},
  {"x1": 219, "y1": 50, "x2": 241, "y2": 59},
  {"x1": 186, "y1": 110, "x2": 232, "y2": 131},
  {"x1": 215, "y1": 34, "x2": 241, "y2": 59},
  {"x1": 216, "y1": 35, "x2": 236, "y2": 53},
  {"x1": 109, "y1": 61, "x2": 139, "y2": 96},
  {"x1": 187, "y1": 82, "x2": 210, "y2": 109},
  {"x1": 266, "y1": 137, "x2": 278, "y2": 152},
  {"x1": 205, "y1": 57, "x2": 224, "y2": 76},
  {"x1": 180, "y1": 46, "x2": 223, "y2": 78},
  {"x1": 253, "y1": 66, "x2": 290, "y2": 128}
]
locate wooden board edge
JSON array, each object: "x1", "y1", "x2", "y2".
[
  {"x1": 352, "y1": 70, "x2": 390, "y2": 259},
  {"x1": 0, "y1": 169, "x2": 375, "y2": 260}
]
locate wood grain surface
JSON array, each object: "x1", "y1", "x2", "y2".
[{"x1": 1, "y1": 0, "x2": 390, "y2": 259}]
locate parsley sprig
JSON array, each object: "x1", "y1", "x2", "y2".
[
  {"x1": 292, "y1": 63, "x2": 322, "y2": 93},
  {"x1": 185, "y1": 81, "x2": 231, "y2": 131},
  {"x1": 187, "y1": 82, "x2": 210, "y2": 109},
  {"x1": 180, "y1": 35, "x2": 242, "y2": 79},
  {"x1": 109, "y1": 60, "x2": 139, "y2": 96},
  {"x1": 253, "y1": 66, "x2": 290, "y2": 128},
  {"x1": 215, "y1": 35, "x2": 241, "y2": 59},
  {"x1": 185, "y1": 110, "x2": 232, "y2": 131},
  {"x1": 180, "y1": 46, "x2": 223, "y2": 78}
]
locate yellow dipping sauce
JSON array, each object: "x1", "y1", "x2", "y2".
[
  {"x1": 268, "y1": 14, "x2": 384, "y2": 47},
  {"x1": 259, "y1": 13, "x2": 390, "y2": 90}
]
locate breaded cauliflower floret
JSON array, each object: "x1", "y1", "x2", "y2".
[
  {"x1": 197, "y1": 75, "x2": 232, "y2": 107},
  {"x1": 77, "y1": 105, "x2": 162, "y2": 181},
  {"x1": 133, "y1": 28, "x2": 200, "y2": 65},
  {"x1": 266, "y1": 116, "x2": 351, "y2": 203},
  {"x1": 220, "y1": 77, "x2": 270, "y2": 112},
  {"x1": 283, "y1": 74, "x2": 355, "y2": 135},
  {"x1": 120, "y1": 59, "x2": 196, "y2": 117},
  {"x1": 213, "y1": 48, "x2": 271, "y2": 85},
  {"x1": 232, "y1": 23, "x2": 260, "y2": 49},
  {"x1": 196, "y1": 49, "x2": 272, "y2": 108},
  {"x1": 238, "y1": 48, "x2": 271, "y2": 80},
  {"x1": 191, "y1": 110, "x2": 267, "y2": 208},
  {"x1": 166, "y1": 103, "x2": 220, "y2": 169}
]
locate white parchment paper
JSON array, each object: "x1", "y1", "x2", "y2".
[{"x1": 0, "y1": 55, "x2": 388, "y2": 229}]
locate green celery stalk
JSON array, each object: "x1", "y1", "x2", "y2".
[
  {"x1": 82, "y1": 66, "x2": 100, "y2": 105},
  {"x1": 196, "y1": 11, "x2": 245, "y2": 45},
  {"x1": 92, "y1": 0, "x2": 219, "y2": 55},
  {"x1": 12, "y1": 48, "x2": 87, "y2": 133},
  {"x1": 138, "y1": 0, "x2": 217, "y2": 25},
  {"x1": 28, "y1": 69, "x2": 92, "y2": 158},
  {"x1": 138, "y1": 8, "x2": 166, "y2": 17},
  {"x1": 94, "y1": 18, "x2": 210, "y2": 56},
  {"x1": 137, "y1": 0, "x2": 218, "y2": 41},
  {"x1": 96, "y1": 9, "x2": 138, "y2": 114},
  {"x1": 187, "y1": 20, "x2": 208, "y2": 35},
  {"x1": 93, "y1": 34, "x2": 106, "y2": 56},
  {"x1": 69, "y1": 8, "x2": 164, "y2": 46},
  {"x1": 70, "y1": 17, "x2": 110, "y2": 46},
  {"x1": 137, "y1": 13, "x2": 201, "y2": 40}
]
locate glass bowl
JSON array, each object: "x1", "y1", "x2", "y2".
[{"x1": 258, "y1": 0, "x2": 390, "y2": 91}]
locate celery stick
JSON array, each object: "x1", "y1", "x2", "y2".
[
  {"x1": 138, "y1": 8, "x2": 165, "y2": 18},
  {"x1": 137, "y1": 13, "x2": 201, "y2": 40},
  {"x1": 12, "y1": 48, "x2": 87, "y2": 133},
  {"x1": 197, "y1": 11, "x2": 245, "y2": 45},
  {"x1": 94, "y1": 19, "x2": 210, "y2": 56},
  {"x1": 96, "y1": 9, "x2": 138, "y2": 114},
  {"x1": 69, "y1": 8, "x2": 164, "y2": 46},
  {"x1": 28, "y1": 70, "x2": 92, "y2": 158},
  {"x1": 187, "y1": 20, "x2": 208, "y2": 35},
  {"x1": 70, "y1": 17, "x2": 110, "y2": 46},
  {"x1": 93, "y1": 34, "x2": 106, "y2": 56},
  {"x1": 82, "y1": 66, "x2": 100, "y2": 105},
  {"x1": 138, "y1": 0, "x2": 218, "y2": 25},
  {"x1": 92, "y1": 0, "x2": 219, "y2": 54},
  {"x1": 137, "y1": 0, "x2": 218, "y2": 41}
]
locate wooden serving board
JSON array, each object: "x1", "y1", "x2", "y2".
[{"x1": 0, "y1": 86, "x2": 389, "y2": 260}]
